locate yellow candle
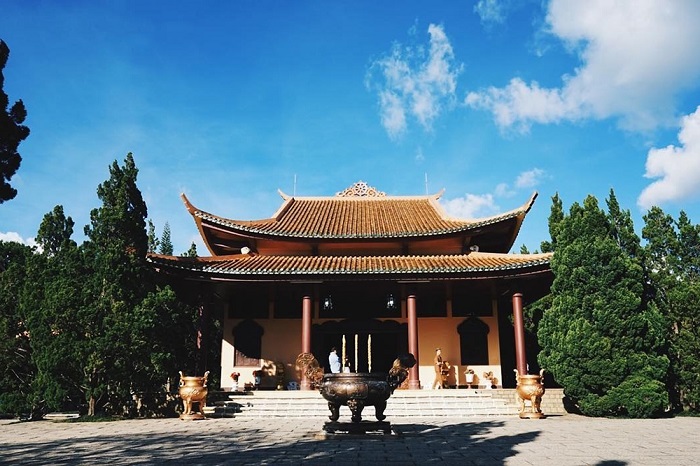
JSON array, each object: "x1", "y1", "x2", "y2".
[
  {"x1": 368, "y1": 334, "x2": 372, "y2": 373},
  {"x1": 354, "y1": 334, "x2": 358, "y2": 373},
  {"x1": 342, "y1": 334, "x2": 346, "y2": 366}
]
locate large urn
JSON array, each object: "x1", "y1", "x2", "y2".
[
  {"x1": 514, "y1": 369, "x2": 546, "y2": 419},
  {"x1": 321, "y1": 372, "x2": 394, "y2": 422},
  {"x1": 297, "y1": 353, "x2": 416, "y2": 424},
  {"x1": 179, "y1": 371, "x2": 210, "y2": 420}
]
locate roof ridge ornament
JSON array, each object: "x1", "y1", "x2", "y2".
[{"x1": 336, "y1": 181, "x2": 386, "y2": 197}]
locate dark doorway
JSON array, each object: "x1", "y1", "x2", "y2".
[{"x1": 313, "y1": 319, "x2": 407, "y2": 373}]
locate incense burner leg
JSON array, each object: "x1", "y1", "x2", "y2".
[
  {"x1": 531, "y1": 394, "x2": 542, "y2": 414},
  {"x1": 328, "y1": 402, "x2": 340, "y2": 422},
  {"x1": 375, "y1": 400, "x2": 387, "y2": 421},
  {"x1": 347, "y1": 399, "x2": 365, "y2": 423}
]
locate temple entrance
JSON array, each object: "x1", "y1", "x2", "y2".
[{"x1": 312, "y1": 319, "x2": 408, "y2": 374}]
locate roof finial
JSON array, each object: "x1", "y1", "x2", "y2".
[{"x1": 336, "y1": 181, "x2": 386, "y2": 197}]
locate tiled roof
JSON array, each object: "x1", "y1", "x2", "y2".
[
  {"x1": 147, "y1": 251, "x2": 552, "y2": 278},
  {"x1": 183, "y1": 192, "x2": 537, "y2": 240}
]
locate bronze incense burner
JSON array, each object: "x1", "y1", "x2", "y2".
[{"x1": 296, "y1": 353, "x2": 415, "y2": 424}]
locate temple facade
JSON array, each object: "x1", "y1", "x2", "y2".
[{"x1": 148, "y1": 181, "x2": 553, "y2": 390}]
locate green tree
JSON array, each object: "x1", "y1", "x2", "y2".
[
  {"x1": 77, "y1": 153, "x2": 202, "y2": 416},
  {"x1": 159, "y1": 222, "x2": 173, "y2": 255},
  {"x1": 643, "y1": 207, "x2": 700, "y2": 412},
  {"x1": 0, "y1": 240, "x2": 35, "y2": 416},
  {"x1": 540, "y1": 193, "x2": 564, "y2": 254},
  {"x1": 24, "y1": 206, "x2": 88, "y2": 414},
  {"x1": 0, "y1": 40, "x2": 30, "y2": 203},
  {"x1": 538, "y1": 194, "x2": 669, "y2": 417},
  {"x1": 81, "y1": 153, "x2": 153, "y2": 415},
  {"x1": 181, "y1": 241, "x2": 198, "y2": 258},
  {"x1": 1, "y1": 155, "x2": 204, "y2": 418},
  {"x1": 147, "y1": 219, "x2": 159, "y2": 254},
  {"x1": 522, "y1": 193, "x2": 563, "y2": 335}
]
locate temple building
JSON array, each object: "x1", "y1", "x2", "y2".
[{"x1": 148, "y1": 181, "x2": 553, "y2": 390}]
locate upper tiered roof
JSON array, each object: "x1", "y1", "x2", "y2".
[{"x1": 182, "y1": 181, "x2": 538, "y2": 256}]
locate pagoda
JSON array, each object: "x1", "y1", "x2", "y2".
[{"x1": 148, "y1": 181, "x2": 552, "y2": 390}]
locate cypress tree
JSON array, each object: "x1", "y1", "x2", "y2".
[
  {"x1": 538, "y1": 194, "x2": 669, "y2": 417},
  {"x1": 0, "y1": 40, "x2": 29, "y2": 203},
  {"x1": 0, "y1": 240, "x2": 34, "y2": 415},
  {"x1": 643, "y1": 208, "x2": 700, "y2": 412},
  {"x1": 24, "y1": 205, "x2": 87, "y2": 414},
  {"x1": 81, "y1": 153, "x2": 153, "y2": 415}
]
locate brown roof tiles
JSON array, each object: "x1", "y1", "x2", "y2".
[
  {"x1": 184, "y1": 192, "x2": 537, "y2": 240},
  {"x1": 147, "y1": 251, "x2": 552, "y2": 278}
]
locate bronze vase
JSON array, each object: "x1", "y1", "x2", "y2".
[
  {"x1": 179, "y1": 371, "x2": 209, "y2": 420},
  {"x1": 514, "y1": 369, "x2": 546, "y2": 419}
]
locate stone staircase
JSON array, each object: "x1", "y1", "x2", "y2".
[{"x1": 203, "y1": 388, "x2": 566, "y2": 419}]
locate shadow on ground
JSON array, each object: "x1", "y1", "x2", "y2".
[
  {"x1": 0, "y1": 417, "x2": 628, "y2": 465},
  {"x1": 0, "y1": 419, "x2": 532, "y2": 465}
]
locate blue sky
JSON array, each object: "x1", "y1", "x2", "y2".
[{"x1": 2, "y1": 0, "x2": 700, "y2": 255}]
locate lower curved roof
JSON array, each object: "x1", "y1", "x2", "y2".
[{"x1": 147, "y1": 251, "x2": 552, "y2": 281}]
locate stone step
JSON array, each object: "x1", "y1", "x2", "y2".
[{"x1": 204, "y1": 389, "x2": 524, "y2": 418}]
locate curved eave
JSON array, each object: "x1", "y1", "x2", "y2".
[
  {"x1": 181, "y1": 193, "x2": 277, "y2": 256},
  {"x1": 147, "y1": 251, "x2": 552, "y2": 282}
]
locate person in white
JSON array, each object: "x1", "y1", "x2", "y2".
[{"x1": 329, "y1": 347, "x2": 341, "y2": 373}]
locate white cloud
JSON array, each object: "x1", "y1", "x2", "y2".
[
  {"x1": 474, "y1": 0, "x2": 505, "y2": 26},
  {"x1": 494, "y1": 182, "x2": 512, "y2": 197},
  {"x1": 442, "y1": 167, "x2": 546, "y2": 217},
  {"x1": 378, "y1": 91, "x2": 407, "y2": 139},
  {"x1": 415, "y1": 147, "x2": 425, "y2": 163},
  {"x1": 0, "y1": 232, "x2": 38, "y2": 248},
  {"x1": 515, "y1": 168, "x2": 545, "y2": 188},
  {"x1": 467, "y1": 0, "x2": 700, "y2": 131},
  {"x1": 442, "y1": 193, "x2": 498, "y2": 218},
  {"x1": 367, "y1": 24, "x2": 463, "y2": 139},
  {"x1": 638, "y1": 106, "x2": 700, "y2": 209}
]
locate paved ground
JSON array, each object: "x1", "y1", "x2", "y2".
[{"x1": 1, "y1": 413, "x2": 699, "y2": 465}]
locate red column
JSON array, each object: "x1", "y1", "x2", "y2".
[
  {"x1": 196, "y1": 300, "x2": 209, "y2": 376},
  {"x1": 407, "y1": 294, "x2": 421, "y2": 389},
  {"x1": 300, "y1": 295, "x2": 313, "y2": 390},
  {"x1": 512, "y1": 292, "x2": 528, "y2": 375}
]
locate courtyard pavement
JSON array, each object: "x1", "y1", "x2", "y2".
[{"x1": 1, "y1": 413, "x2": 699, "y2": 465}]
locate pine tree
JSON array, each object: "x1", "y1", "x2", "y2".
[
  {"x1": 538, "y1": 194, "x2": 669, "y2": 417},
  {"x1": 0, "y1": 40, "x2": 30, "y2": 203},
  {"x1": 181, "y1": 242, "x2": 198, "y2": 258},
  {"x1": 147, "y1": 219, "x2": 159, "y2": 254},
  {"x1": 159, "y1": 222, "x2": 173, "y2": 255}
]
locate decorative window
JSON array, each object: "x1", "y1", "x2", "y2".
[
  {"x1": 233, "y1": 320, "x2": 264, "y2": 366},
  {"x1": 457, "y1": 316, "x2": 489, "y2": 365}
]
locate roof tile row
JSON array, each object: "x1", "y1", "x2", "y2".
[{"x1": 148, "y1": 251, "x2": 551, "y2": 276}]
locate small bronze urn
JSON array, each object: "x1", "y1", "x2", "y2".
[
  {"x1": 514, "y1": 368, "x2": 546, "y2": 419},
  {"x1": 179, "y1": 371, "x2": 209, "y2": 420}
]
